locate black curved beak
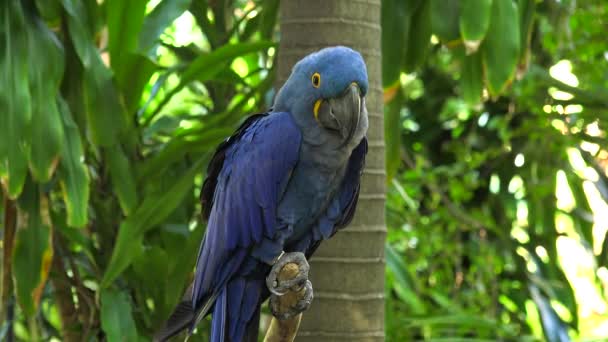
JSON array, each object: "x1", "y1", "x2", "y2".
[{"x1": 316, "y1": 83, "x2": 362, "y2": 144}]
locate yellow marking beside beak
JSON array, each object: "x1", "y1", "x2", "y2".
[{"x1": 313, "y1": 99, "x2": 322, "y2": 121}]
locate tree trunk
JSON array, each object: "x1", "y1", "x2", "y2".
[{"x1": 277, "y1": 1, "x2": 386, "y2": 341}]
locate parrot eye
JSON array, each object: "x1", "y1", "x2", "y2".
[{"x1": 311, "y1": 72, "x2": 321, "y2": 88}]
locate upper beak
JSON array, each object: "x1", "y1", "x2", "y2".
[{"x1": 315, "y1": 83, "x2": 362, "y2": 144}]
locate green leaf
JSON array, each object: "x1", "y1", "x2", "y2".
[
  {"x1": 240, "y1": 14, "x2": 261, "y2": 42},
  {"x1": 100, "y1": 289, "x2": 139, "y2": 342},
  {"x1": 106, "y1": 0, "x2": 147, "y2": 73},
  {"x1": 405, "y1": 314, "x2": 500, "y2": 330},
  {"x1": 258, "y1": 0, "x2": 279, "y2": 39},
  {"x1": 459, "y1": 0, "x2": 493, "y2": 54},
  {"x1": 35, "y1": 0, "x2": 62, "y2": 22},
  {"x1": 82, "y1": 67, "x2": 128, "y2": 146},
  {"x1": 138, "y1": 0, "x2": 192, "y2": 54},
  {"x1": 137, "y1": 127, "x2": 232, "y2": 181},
  {"x1": 381, "y1": 0, "x2": 412, "y2": 87},
  {"x1": 403, "y1": 0, "x2": 432, "y2": 72},
  {"x1": 62, "y1": 0, "x2": 129, "y2": 146},
  {"x1": 163, "y1": 223, "x2": 205, "y2": 315},
  {"x1": 28, "y1": 18, "x2": 65, "y2": 182},
  {"x1": 482, "y1": 0, "x2": 520, "y2": 97},
  {"x1": 12, "y1": 182, "x2": 52, "y2": 317},
  {"x1": 146, "y1": 41, "x2": 274, "y2": 122},
  {"x1": 105, "y1": 144, "x2": 138, "y2": 216},
  {"x1": 115, "y1": 53, "x2": 157, "y2": 114},
  {"x1": 180, "y1": 41, "x2": 274, "y2": 87},
  {"x1": 517, "y1": 0, "x2": 536, "y2": 73},
  {"x1": 384, "y1": 86, "x2": 403, "y2": 182},
  {"x1": 385, "y1": 244, "x2": 426, "y2": 314},
  {"x1": 101, "y1": 157, "x2": 206, "y2": 288},
  {"x1": 1, "y1": 2, "x2": 31, "y2": 198},
  {"x1": 567, "y1": 175, "x2": 594, "y2": 250},
  {"x1": 431, "y1": 0, "x2": 461, "y2": 44},
  {"x1": 57, "y1": 98, "x2": 89, "y2": 227},
  {"x1": 60, "y1": 0, "x2": 96, "y2": 69},
  {"x1": 461, "y1": 52, "x2": 484, "y2": 105},
  {"x1": 132, "y1": 245, "x2": 169, "y2": 321}
]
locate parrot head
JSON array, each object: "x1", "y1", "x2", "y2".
[{"x1": 273, "y1": 46, "x2": 369, "y2": 148}]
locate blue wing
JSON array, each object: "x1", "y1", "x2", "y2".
[
  {"x1": 192, "y1": 111, "x2": 302, "y2": 314},
  {"x1": 287, "y1": 137, "x2": 368, "y2": 256}
]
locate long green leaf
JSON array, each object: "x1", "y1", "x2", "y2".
[
  {"x1": 116, "y1": 53, "x2": 157, "y2": 114},
  {"x1": 57, "y1": 98, "x2": 89, "y2": 227},
  {"x1": 403, "y1": 0, "x2": 431, "y2": 72},
  {"x1": 459, "y1": 0, "x2": 493, "y2": 54},
  {"x1": 105, "y1": 144, "x2": 138, "y2": 215},
  {"x1": 132, "y1": 245, "x2": 169, "y2": 322},
  {"x1": 461, "y1": 52, "x2": 484, "y2": 105},
  {"x1": 381, "y1": 0, "x2": 413, "y2": 87},
  {"x1": 28, "y1": 18, "x2": 64, "y2": 182},
  {"x1": 430, "y1": 0, "x2": 461, "y2": 43},
  {"x1": 146, "y1": 41, "x2": 274, "y2": 122},
  {"x1": 35, "y1": 0, "x2": 62, "y2": 22},
  {"x1": 258, "y1": 0, "x2": 280, "y2": 39},
  {"x1": 62, "y1": 0, "x2": 128, "y2": 146},
  {"x1": 12, "y1": 182, "x2": 52, "y2": 317},
  {"x1": 517, "y1": 0, "x2": 536, "y2": 74},
  {"x1": 163, "y1": 223, "x2": 205, "y2": 317},
  {"x1": 101, "y1": 157, "x2": 206, "y2": 288},
  {"x1": 385, "y1": 244, "x2": 426, "y2": 314},
  {"x1": 106, "y1": 0, "x2": 147, "y2": 74},
  {"x1": 100, "y1": 289, "x2": 139, "y2": 342},
  {"x1": 137, "y1": 127, "x2": 232, "y2": 181},
  {"x1": 0, "y1": 3, "x2": 9, "y2": 178},
  {"x1": 482, "y1": 0, "x2": 520, "y2": 97},
  {"x1": 2, "y1": 2, "x2": 31, "y2": 198},
  {"x1": 384, "y1": 87, "x2": 403, "y2": 182}
]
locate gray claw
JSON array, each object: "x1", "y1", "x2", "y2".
[
  {"x1": 266, "y1": 252, "x2": 310, "y2": 296},
  {"x1": 269, "y1": 280, "x2": 314, "y2": 320}
]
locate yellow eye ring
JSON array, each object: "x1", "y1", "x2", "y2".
[{"x1": 311, "y1": 72, "x2": 321, "y2": 88}]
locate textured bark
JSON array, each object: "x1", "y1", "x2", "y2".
[
  {"x1": 278, "y1": 1, "x2": 386, "y2": 341},
  {"x1": 1, "y1": 194, "x2": 16, "y2": 341}
]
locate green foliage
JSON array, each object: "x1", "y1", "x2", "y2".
[
  {"x1": 1, "y1": 0, "x2": 276, "y2": 340},
  {"x1": 383, "y1": 0, "x2": 608, "y2": 341},
  {"x1": 2, "y1": 0, "x2": 608, "y2": 341}
]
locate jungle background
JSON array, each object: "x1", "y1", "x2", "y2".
[{"x1": 1, "y1": 0, "x2": 608, "y2": 341}]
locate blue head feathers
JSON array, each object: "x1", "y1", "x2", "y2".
[{"x1": 273, "y1": 46, "x2": 368, "y2": 114}]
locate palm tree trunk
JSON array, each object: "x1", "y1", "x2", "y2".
[{"x1": 277, "y1": 1, "x2": 386, "y2": 340}]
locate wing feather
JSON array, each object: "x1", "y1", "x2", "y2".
[{"x1": 192, "y1": 112, "x2": 302, "y2": 313}]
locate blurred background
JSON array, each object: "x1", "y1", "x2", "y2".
[{"x1": 1, "y1": 0, "x2": 607, "y2": 341}]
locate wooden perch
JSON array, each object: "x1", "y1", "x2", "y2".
[{"x1": 263, "y1": 262, "x2": 313, "y2": 342}]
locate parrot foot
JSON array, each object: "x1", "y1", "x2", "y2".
[
  {"x1": 269, "y1": 280, "x2": 314, "y2": 320},
  {"x1": 266, "y1": 252, "x2": 310, "y2": 296}
]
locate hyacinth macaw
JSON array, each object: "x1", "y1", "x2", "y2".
[{"x1": 155, "y1": 46, "x2": 369, "y2": 342}]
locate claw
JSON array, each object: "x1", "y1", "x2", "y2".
[
  {"x1": 269, "y1": 280, "x2": 314, "y2": 320},
  {"x1": 265, "y1": 252, "x2": 310, "y2": 296}
]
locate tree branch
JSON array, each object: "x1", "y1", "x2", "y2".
[{"x1": 264, "y1": 262, "x2": 310, "y2": 342}]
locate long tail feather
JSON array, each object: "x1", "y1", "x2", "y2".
[
  {"x1": 155, "y1": 284, "x2": 218, "y2": 342},
  {"x1": 210, "y1": 289, "x2": 227, "y2": 341},
  {"x1": 154, "y1": 299, "x2": 194, "y2": 342}
]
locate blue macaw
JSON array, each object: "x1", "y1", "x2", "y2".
[{"x1": 156, "y1": 46, "x2": 369, "y2": 341}]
